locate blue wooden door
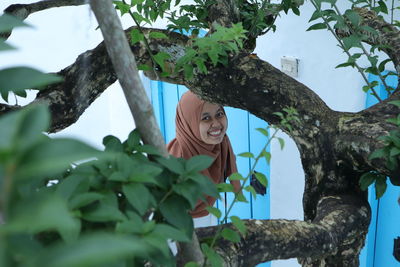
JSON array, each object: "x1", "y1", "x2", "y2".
[
  {"x1": 360, "y1": 72, "x2": 400, "y2": 267},
  {"x1": 145, "y1": 78, "x2": 271, "y2": 267}
]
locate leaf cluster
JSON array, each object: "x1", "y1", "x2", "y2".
[
  {"x1": 0, "y1": 102, "x2": 223, "y2": 266},
  {"x1": 307, "y1": 0, "x2": 397, "y2": 98},
  {"x1": 175, "y1": 23, "x2": 247, "y2": 79}
]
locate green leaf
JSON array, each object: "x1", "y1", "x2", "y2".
[
  {"x1": 244, "y1": 185, "x2": 257, "y2": 199},
  {"x1": 69, "y1": 192, "x2": 104, "y2": 210},
  {"x1": 262, "y1": 150, "x2": 271, "y2": 164},
  {"x1": 123, "y1": 183, "x2": 153, "y2": 215},
  {"x1": 256, "y1": 127, "x2": 269, "y2": 137},
  {"x1": 56, "y1": 174, "x2": 88, "y2": 200},
  {"x1": 115, "y1": 213, "x2": 143, "y2": 234},
  {"x1": 16, "y1": 138, "x2": 101, "y2": 180},
  {"x1": 217, "y1": 183, "x2": 234, "y2": 193},
  {"x1": 228, "y1": 173, "x2": 244, "y2": 181},
  {"x1": 342, "y1": 35, "x2": 362, "y2": 50},
  {"x1": 114, "y1": 1, "x2": 131, "y2": 15},
  {"x1": 221, "y1": 228, "x2": 240, "y2": 242},
  {"x1": 390, "y1": 147, "x2": 400, "y2": 157},
  {"x1": 153, "y1": 223, "x2": 191, "y2": 242},
  {"x1": 153, "y1": 52, "x2": 171, "y2": 71},
  {"x1": 173, "y1": 180, "x2": 202, "y2": 208},
  {"x1": 389, "y1": 100, "x2": 400, "y2": 108},
  {"x1": 378, "y1": 58, "x2": 391, "y2": 72},
  {"x1": 0, "y1": 13, "x2": 31, "y2": 33},
  {"x1": 130, "y1": 28, "x2": 145, "y2": 45},
  {"x1": 0, "y1": 39, "x2": 16, "y2": 51},
  {"x1": 359, "y1": 172, "x2": 377, "y2": 191},
  {"x1": 185, "y1": 155, "x2": 214, "y2": 173},
  {"x1": 201, "y1": 243, "x2": 223, "y2": 267},
  {"x1": 156, "y1": 156, "x2": 185, "y2": 174},
  {"x1": 375, "y1": 175, "x2": 387, "y2": 199},
  {"x1": 369, "y1": 148, "x2": 388, "y2": 160},
  {"x1": 138, "y1": 64, "x2": 152, "y2": 71},
  {"x1": 377, "y1": 0, "x2": 388, "y2": 14},
  {"x1": 0, "y1": 104, "x2": 50, "y2": 152},
  {"x1": 149, "y1": 31, "x2": 168, "y2": 39},
  {"x1": 336, "y1": 62, "x2": 355, "y2": 68},
  {"x1": 38, "y1": 233, "x2": 148, "y2": 267},
  {"x1": 309, "y1": 10, "x2": 322, "y2": 22},
  {"x1": 238, "y1": 152, "x2": 254, "y2": 158},
  {"x1": 230, "y1": 216, "x2": 246, "y2": 235},
  {"x1": 344, "y1": 9, "x2": 360, "y2": 26},
  {"x1": 136, "y1": 144, "x2": 163, "y2": 156},
  {"x1": 0, "y1": 67, "x2": 62, "y2": 94},
  {"x1": 103, "y1": 135, "x2": 124, "y2": 152},
  {"x1": 183, "y1": 64, "x2": 194, "y2": 79},
  {"x1": 306, "y1": 23, "x2": 327, "y2": 31},
  {"x1": 187, "y1": 173, "x2": 219, "y2": 198},
  {"x1": 205, "y1": 206, "x2": 222, "y2": 218},
  {"x1": 254, "y1": 172, "x2": 268, "y2": 187},
  {"x1": 82, "y1": 192, "x2": 126, "y2": 222},
  {"x1": 194, "y1": 57, "x2": 208, "y2": 74},
  {"x1": 277, "y1": 137, "x2": 285, "y2": 150},
  {"x1": 6, "y1": 194, "x2": 79, "y2": 243},
  {"x1": 185, "y1": 262, "x2": 200, "y2": 267},
  {"x1": 159, "y1": 195, "x2": 193, "y2": 237},
  {"x1": 236, "y1": 192, "x2": 248, "y2": 203}
]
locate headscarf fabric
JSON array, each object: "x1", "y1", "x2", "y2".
[{"x1": 167, "y1": 91, "x2": 239, "y2": 218}]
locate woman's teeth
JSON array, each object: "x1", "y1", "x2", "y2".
[{"x1": 209, "y1": 130, "x2": 221, "y2": 136}]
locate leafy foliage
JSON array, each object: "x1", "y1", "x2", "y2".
[
  {"x1": 0, "y1": 103, "x2": 221, "y2": 266},
  {"x1": 308, "y1": 0, "x2": 398, "y2": 99}
]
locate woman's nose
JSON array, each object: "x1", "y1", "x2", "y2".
[{"x1": 211, "y1": 118, "x2": 221, "y2": 127}]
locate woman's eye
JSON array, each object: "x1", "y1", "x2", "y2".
[
  {"x1": 216, "y1": 112, "x2": 225, "y2": 118},
  {"x1": 202, "y1": 116, "x2": 210, "y2": 121}
]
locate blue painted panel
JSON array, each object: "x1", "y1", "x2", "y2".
[
  {"x1": 177, "y1": 85, "x2": 188, "y2": 100},
  {"x1": 374, "y1": 185, "x2": 400, "y2": 267},
  {"x1": 225, "y1": 107, "x2": 252, "y2": 219},
  {"x1": 248, "y1": 116, "x2": 271, "y2": 267},
  {"x1": 360, "y1": 72, "x2": 400, "y2": 267},
  {"x1": 150, "y1": 79, "x2": 166, "y2": 141},
  {"x1": 248, "y1": 116, "x2": 270, "y2": 220},
  {"x1": 162, "y1": 83, "x2": 180, "y2": 144}
]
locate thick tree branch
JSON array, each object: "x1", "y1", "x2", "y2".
[
  {"x1": 2, "y1": 0, "x2": 88, "y2": 40},
  {"x1": 1, "y1": 27, "x2": 188, "y2": 133},
  {"x1": 196, "y1": 195, "x2": 370, "y2": 267}
]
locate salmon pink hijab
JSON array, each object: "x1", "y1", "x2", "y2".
[{"x1": 167, "y1": 91, "x2": 239, "y2": 218}]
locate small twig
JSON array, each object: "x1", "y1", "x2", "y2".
[
  {"x1": 310, "y1": 0, "x2": 382, "y2": 102},
  {"x1": 333, "y1": 5, "x2": 392, "y2": 95},
  {"x1": 121, "y1": 0, "x2": 160, "y2": 80}
]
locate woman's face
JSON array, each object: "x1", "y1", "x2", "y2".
[{"x1": 199, "y1": 102, "x2": 227, "y2": 144}]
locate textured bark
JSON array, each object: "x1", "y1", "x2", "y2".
[{"x1": 196, "y1": 195, "x2": 370, "y2": 267}]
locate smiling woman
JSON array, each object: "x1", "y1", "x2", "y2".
[
  {"x1": 199, "y1": 102, "x2": 227, "y2": 145},
  {"x1": 167, "y1": 91, "x2": 241, "y2": 225}
]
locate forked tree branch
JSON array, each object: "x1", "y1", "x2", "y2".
[{"x1": 196, "y1": 195, "x2": 370, "y2": 267}]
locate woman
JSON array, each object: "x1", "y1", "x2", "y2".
[{"x1": 167, "y1": 91, "x2": 241, "y2": 225}]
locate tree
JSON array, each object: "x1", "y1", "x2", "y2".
[{"x1": 1, "y1": 0, "x2": 399, "y2": 266}]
